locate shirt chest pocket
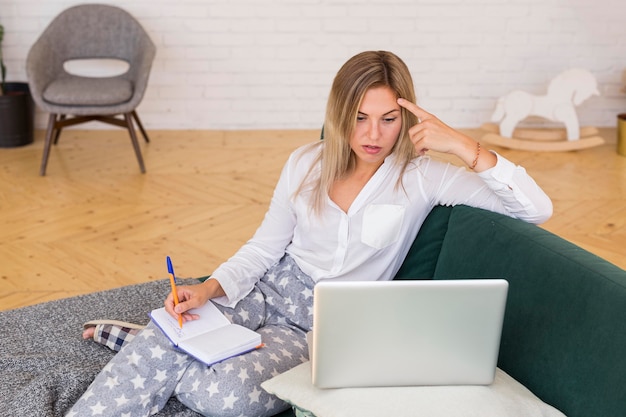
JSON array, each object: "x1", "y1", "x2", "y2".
[{"x1": 361, "y1": 204, "x2": 406, "y2": 250}]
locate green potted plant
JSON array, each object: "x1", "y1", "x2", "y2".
[{"x1": 0, "y1": 23, "x2": 34, "y2": 148}]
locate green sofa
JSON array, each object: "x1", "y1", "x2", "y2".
[
  {"x1": 398, "y1": 205, "x2": 625, "y2": 417},
  {"x1": 278, "y1": 204, "x2": 626, "y2": 417}
]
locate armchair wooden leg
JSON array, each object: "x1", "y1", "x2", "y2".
[
  {"x1": 52, "y1": 114, "x2": 66, "y2": 144},
  {"x1": 124, "y1": 112, "x2": 146, "y2": 174},
  {"x1": 131, "y1": 111, "x2": 150, "y2": 143},
  {"x1": 40, "y1": 113, "x2": 58, "y2": 176}
]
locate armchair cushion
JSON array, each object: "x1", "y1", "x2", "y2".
[{"x1": 43, "y1": 76, "x2": 133, "y2": 106}]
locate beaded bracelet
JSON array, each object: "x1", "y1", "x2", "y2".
[{"x1": 470, "y1": 142, "x2": 481, "y2": 170}]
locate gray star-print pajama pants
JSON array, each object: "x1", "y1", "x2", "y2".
[{"x1": 66, "y1": 254, "x2": 314, "y2": 417}]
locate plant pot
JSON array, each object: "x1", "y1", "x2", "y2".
[{"x1": 0, "y1": 82, "x2": 35, "y2": 148}]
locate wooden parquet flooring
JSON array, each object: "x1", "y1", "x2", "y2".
[{"x1": 1, "y1": 128, "x2": 624, "y2": 312}]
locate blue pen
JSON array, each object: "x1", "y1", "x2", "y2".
[{"x1": 167, "y1": 256, "x2": 183, "y2": 328}]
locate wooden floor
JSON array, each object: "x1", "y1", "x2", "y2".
[{"x1": 1, "y1": 127, "x2": 625, "y2": 312}]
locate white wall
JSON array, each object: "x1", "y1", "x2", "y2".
[{"x1": 1, "y1": 0, "x2": 625, "y2": 130}]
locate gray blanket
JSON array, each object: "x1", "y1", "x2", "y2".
[{"x1": 0, "y1": 279, "x2": 203, "y2": 417}]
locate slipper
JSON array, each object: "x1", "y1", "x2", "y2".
[{"x1": 83, "y1": 319, "x2": 146, "y2": 352}]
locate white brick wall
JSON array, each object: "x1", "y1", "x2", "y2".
[{"x1": 1, "y1": 0, "x2": 625, "y2": 130}]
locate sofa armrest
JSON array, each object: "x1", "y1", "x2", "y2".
[{"x1": 430, "y1": 205, "x2": 626, "y2": 417}]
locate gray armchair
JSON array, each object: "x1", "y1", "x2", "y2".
[{"x1": 26, "y1": 4, "x2": 156, "y2": 175}]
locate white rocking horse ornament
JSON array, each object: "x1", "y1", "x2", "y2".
[{"x1": 481, "y1": 69, "x2": 605, "y2": 151}]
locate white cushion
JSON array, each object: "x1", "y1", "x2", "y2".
[
  {"x1": 262, "y1": 362, "x2": 567, "y2": 417},
  {"x1": 63, "y1": 58, "x2": 130, "y2": 78}
]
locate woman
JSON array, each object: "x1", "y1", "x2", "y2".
[{"x1": 68, "y1": 50, "x2": 552, "y2": 417}]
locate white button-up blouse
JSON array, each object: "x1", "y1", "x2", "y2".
[{"x1": 211, "y1": 143, "x2": 553, "y2": 307}]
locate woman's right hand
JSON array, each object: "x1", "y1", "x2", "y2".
[{"x1": 164, "y1": 278, "x2": 225, "y2": 323}]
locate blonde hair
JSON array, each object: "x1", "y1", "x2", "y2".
[{"x1": 298, "y1": 51, "x2": 418, "y2": 213}]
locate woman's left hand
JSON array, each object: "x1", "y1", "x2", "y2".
[
  {"x1": 397, "y1": 98, "x2": 495, "y2": 171},
  {"x1": 397, "y1": 98, "x2": 466, "y2": 155}
]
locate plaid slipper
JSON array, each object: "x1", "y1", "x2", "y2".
[{"x1": 83, "y1": 319, "x2": 146, "y2": 352}]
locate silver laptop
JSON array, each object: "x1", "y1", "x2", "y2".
[{"x1": 311, "y1": 279, "x2": 508, "y2": 389}]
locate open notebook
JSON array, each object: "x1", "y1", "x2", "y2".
[
  {"x1": 151, "y1": 301, "x2": 262, "y2": 366},
  {"x1": 311, "y1": 279, "x2": 508, "y2": 389}
]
